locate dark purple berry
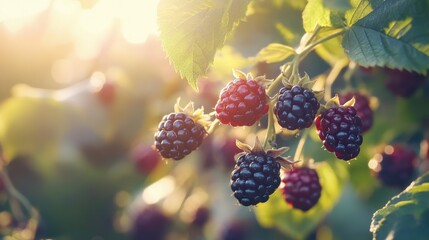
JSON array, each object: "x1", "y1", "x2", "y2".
[
  {"x1": 369, "y1": 145, "x2": 417, "y2": 188},
  {"x1": 215, "y1": 79, "x2": 268, "y2": 126},
  {"x1": 315, "y1": 106, "x2": 363, "y2": 160},
  {"x1": 131, "y1": 205, "x2": 171, "y2": 240},
  {"x1": 191, "y1": 207, "x2": 210, "y2": 228},
  {"x1": 339, "y1": 92, "x2": 374, "y2": 133},
  {"x1": 281, "y1": 167, "x2": 321, "y2": 211},
  {"x1": 154, "y1": 112, "x2": 206, "y2": 160},
  {"x1": 384, "y1": 68, "x2": 426, "y2": 98},
  {"x1": 275, "y1": 86, "x2": 320, "y2": 130},
  {"x1": 131, "y1": 144, "x2": 161, "y2": 174},
  {"x1": 230, "y1": 152, "x2": 281, "y2": 206}
]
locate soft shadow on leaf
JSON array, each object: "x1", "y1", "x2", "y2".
[
  {"x1": 254, "y1": 160, "x2": 348, "y2": 239},
  {"x1": 303, "y1": 0, "x2": 346, "y2": 32}
]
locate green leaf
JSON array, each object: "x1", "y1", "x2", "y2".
[
  {"x1": 345, "y1": 0, "x2": 384, "y2": 26},
  {"x1": 371, "y1": 173, "x2": 429, "y2": 240},
  {"x1": 323, "y1": 0, "x2": 352, "y2": 10},
  {"x1": 256, "y1": 43, "x2": 296, "y2": 64},
  {"x1": 254, "y1": 160, "x2": 348, "y2": 239},
  {"x1": 303, "y1": 0, "x2": 346, "y2": 32},
  {"x1": 315, "y1": 29, "x2": 347, "y2": 66},
  {"x1": 158, "y1": 0, "x2": 252, "y2": 90},
  {"x1": 343, "y1": 0, "x2": 429, "y2": 73}
]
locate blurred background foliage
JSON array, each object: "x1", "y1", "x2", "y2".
[{"x1": 0, "y1": 0, "x2": 427, "y2": 239}]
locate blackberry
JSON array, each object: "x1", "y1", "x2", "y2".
[
  {"x1": 281, "y1": 167, "x2": 321, "y2": 211},
  {"x1": 131, "y1": 144, "x2": 161, "y2": 174},
  {"x1": 315, "y1": 106, "x2": 363, "y2": 160},
  {"x1": 215, "y1": 78, "x2": 268, "y2": 126},
  {"x1": 369, "y1": 145, "x2": 417, "y2": 188},
  {"x1": 339, "y1": 92, "x2": 373, "y2": 133},
  {"x1": 230, "y1": 152, "x2": 281, "y2": 206},
  {"x1": 154, "y1": 112, "x2": 206, "y2": 160},
  {"x1": 132, "y1": 205, "x2": 171, "y2": 240},
  {"x1": 384, "y1": 68, "x2": 426, "y2": 98},
  {"x1": 275, "y1": 86, "x2": 320, "y2": 130}
]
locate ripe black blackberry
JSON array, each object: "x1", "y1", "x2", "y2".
[
  {"x1": 131, "y1": 205, "x2": 171, "y2": 240},
  {"x1": 369, "y1": 145, "x2": 417, "y2": 188},
  {"x1": 215, "y1": 72, "x2": 269, "y2": 126},
  {"x1": 275, "y1": 85, "x2": 320, "y2": 130},
  {"x1": 230, "y1": 138, "x2": 291, "y2": 206},
  {"x1": 315, "y1": 106, "x2": 363, "y2": 160},
  {"x1": 281, "y1": 167, "x2": 321, "y2": 211},
  {"x1": 231, "y1": 152, "x2": 281, "y2": 206},
  {"x1": 154, "y1": 112, "x2": 206, "y2": 160},
  {"x1": 339, "y1": 92, "x2": 374, "y2": 133}
]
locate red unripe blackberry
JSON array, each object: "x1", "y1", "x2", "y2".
[
  {"x1": 154, "y1": 112, "x2": 206, "y2": 160},
  {"x1": 339, "y1": 92, "x2": 373, "y2": 133},
  {"x1": 281, "y1": 167, "x2": 321, "y2": 211},
  {"x1": 369, "y1": 145, "x2": 417, "y2": 188},
  {"x1": 315, "y1": 106, "x2": 363, "y2": 160},
  {"x1": 131, "y1": 205, "x2": 171, "y2": 240},
  {"x1": 230, "y1": 152, "x2": 281, "y2": 206},
  {"x1": 274, "y1": 86, "x2": 320, "y2": 130},
  {"x1": 131, "y1": 144, "x2": 161, "y2": 174},
  {"x1": 215, "y1": 78, "x2": 268, "y2": 126},
  {"x1": 384, "y1": 69, "x2": 426, "y2": 98}
]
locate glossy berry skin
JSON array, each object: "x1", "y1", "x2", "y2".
[
  {"x1": 230, "y1": 152, "x2": 281, "y2": 206},
  {"x1": 131, "y1": 144, "x2": 161, "y2": 174},
  {"x1": 281, "y1": 167, "x2": 321, "y2": 211},
  {"x1": 371, "y1": 145, "x2": 417, "y2": 188},
  {"x1": 215, "y1": 79, "x2": 268, "y2": 126},
  {"x1": 275, "y1": 86, "x2": 320, "y2": 130},
  {"x1": 339, "y1": 92, "x2": 373, "y2": 133},
  {"x1": 154, "y1": 112, "x2": 206, "y2": 160},
  {"x1": 315, "y1": 107, "x2": 363, "y2": 160},
  {"x1": 384, "y1": 69, "x2": 426, "y2": 97},
  {"x1": 132, "y1": 205, "x2": 170, "y2": 240}
]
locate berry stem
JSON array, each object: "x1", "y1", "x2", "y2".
[
  {"x1": 297, "y1": 28, "x2": 346, "y2": 58},
  {"x1": 207, "y1": 118, "x2": 220, "y2": 135},
  {"x1": 324, "y1": 59, "x2": 349, "y2": 101},
  {"x1": 266, "y1": 64, "x2": 292, "y2": 97},
  {"x1": 264, "y1": 100, "x2": 277, "y2": 149},
  {"x1": 293, "y1": 128, "x2": 310, "y2": 162}
]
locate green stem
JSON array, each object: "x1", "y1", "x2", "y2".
[
  {"x1": 293, "y1": 128, "x2": 309, "y2": 162},
  {"x1": 324, "y1": 59, "x2": 349, "y2": 101},
  {"x1": 298, "y1": 28, "x2": 346, "y2": 60},
  {"x1": 264, "y1": 100, "x2": 277, "y2": 149},
  {"x1": 207, "y1": 119, "x2": 220, "y2": 135},
  {"x1": 305, "y1": 24, "x2": 322, "y2": 46}
]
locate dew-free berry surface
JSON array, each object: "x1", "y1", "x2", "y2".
[
  {"x1": 281, "y1": 167, "x2": 321, "y2": 211},
  {"x1": 339, "y1": 92, "x2": 373, "y2": 133},
  {"x1": 154, "y1": 112, "x2": 206, "y2": 160},
  {"x1": 230, "y1": 152, "x2": 281, "y2": 206},
  {"x1": 132, "y1": 206, "x2": 171, "y2": 240},
  {"x1": 316, "y1": 106, "x2": 363, "y2": 160},
  {"x1": 275, "y1": 86, "x2": 320, "y2": 130},
  {"x1": 215, "y1": 79, "x2": 268, "y2": 126},
  {"x1": 384, "y1": 68, "x2": 426, "y2": 97},
  {"x1": 371, "y1": 145, "x2": 417, "y2": 188}
]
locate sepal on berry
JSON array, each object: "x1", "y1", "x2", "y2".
[
  {"x1": 232, "y1": 69, "x2": 272, "y2": 88},
  {"x1": 174, "y1": 98, "x2": 211, "y2": 130},
  {"x1": 319, "y1": 94, "x2": 355, "y2": 114}
]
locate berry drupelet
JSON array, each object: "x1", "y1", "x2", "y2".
[
  {"x1": 339, "y1": 92, "x2": 374, "y2": 133},
  {"x1": 215, "y1": 77, "x2": 268, "y2": 127},
  {"x1": 281, "y1": 167, "x2": 321, "y2": 211},
  {"x1": 275, "y1": 85, "x2": 320, "y2": 130},
  {"x1": 154, "y1": 112, "x2": 206, "y2": 160},
  {"x1": 316, "y1": 106, "x2": 363, "y2": 160}
]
